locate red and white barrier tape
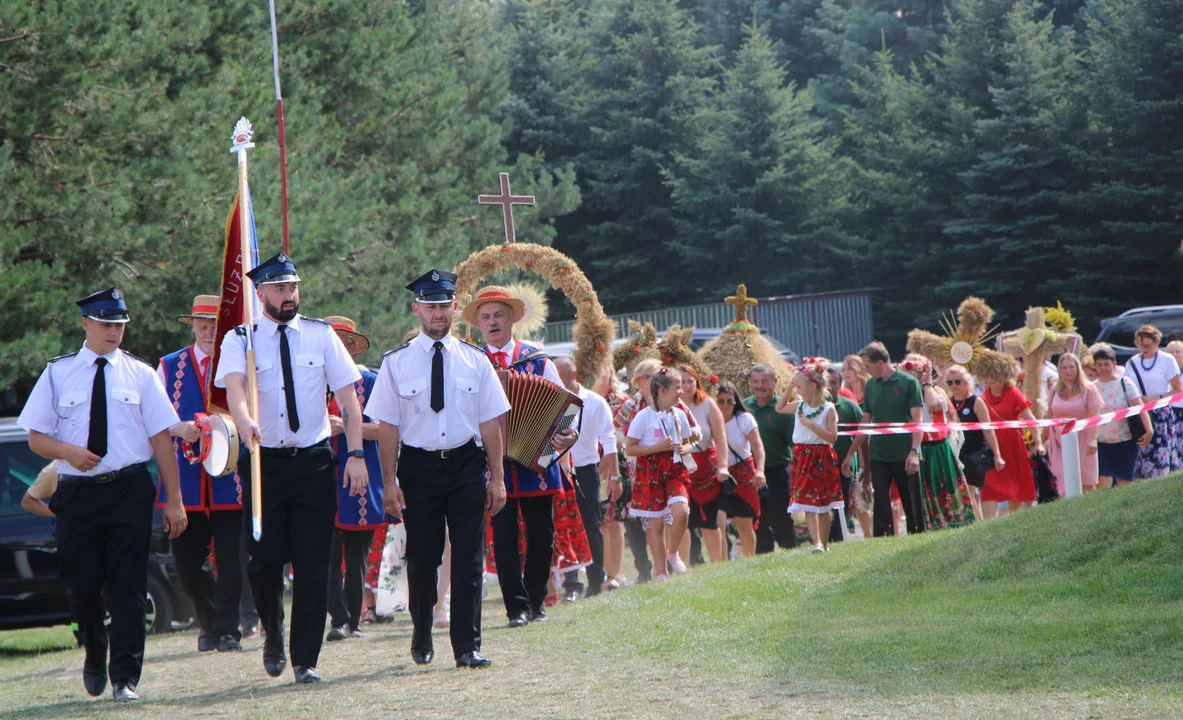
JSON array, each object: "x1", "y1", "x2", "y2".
[{"x1": 835, "y1": 391, "x2": 1182, "y2": 437}]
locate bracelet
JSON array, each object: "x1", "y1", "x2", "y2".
[{"x1": 608, "y1": 476, "x2": 622, "y2": 482}]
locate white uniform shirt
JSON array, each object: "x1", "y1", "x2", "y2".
[
  {"x1": 365, "y1": 332, "x2": 510, "y2": 451},
  {"x1": 214, "y1": 314, "x2": 361, "y2": 449},
  {"x1": 569, "y1": 384, "x2": 617, "y2": 468},
  {"x1": 18, "y1": 346, "x2": 180, "y2": 476}
]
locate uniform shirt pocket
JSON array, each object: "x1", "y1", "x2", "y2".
[
  {"x1": 112, "y1": 389, "x2": 141, "y2": 405},
  {"x1": 294, "y1": 353, "x2": 325, "y2": 386},
  {"x1": 58, "y1": 391, "x2": 88, "y2": 411},
  {"x1": 398, "y1": 377, "x2": 427, "y2": 399},
  {"x1": 254, "y1": 356, "x2": 278, "y2": 391}
]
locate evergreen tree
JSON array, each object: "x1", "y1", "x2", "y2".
[
  {"x1": 666, "y1": 27, "x2": 839, "y2": 300},
  {"x1": 554, "y1": 0, "x2": 717, "y2": 311}
]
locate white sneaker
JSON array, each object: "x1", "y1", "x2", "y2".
[{"x1": 667, "y1": 553, "x2": 688, "y2": 574}]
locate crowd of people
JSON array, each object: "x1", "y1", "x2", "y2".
[{"x1": 18, "y1": 265, "x2": 1181, "y2": 701}]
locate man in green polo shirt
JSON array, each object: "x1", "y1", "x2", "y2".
[
  {"x1": 843, "y1": 342, "x2": 926, "y2": 537},
  {"x1": 744, "y1": 364, "x2": 797, "y2": 552}
]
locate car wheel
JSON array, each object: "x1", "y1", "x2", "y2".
[{"x1": 145, "y1": 575, "x2": 173, "y2": 635}]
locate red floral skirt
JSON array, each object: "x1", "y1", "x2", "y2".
[
  {"x1": 629, "y1": 451, "x2": 689, "y2": 518},
  {"x1": 686, "y1": 447, "x2": 721, "y2": 509},
  {"x1": 365, "y1": 523, "x2": 389, "y2": 590},
  {"x1": 789, "y1": 443, "x2": 843, "y2": 513},
  {"x1": 719, "y1": 457, "x2": 761, "y2": 522}
]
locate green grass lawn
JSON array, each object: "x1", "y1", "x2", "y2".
[{"x1": 2, "y1": 477, "x2": 1182, "y2": 718}]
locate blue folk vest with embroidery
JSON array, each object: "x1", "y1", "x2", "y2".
[
  {"x1": 486, "y1": 340, "x2": 562, "y2": 497},
  {"x1": 157, "y1": 346, "x2": 243, "y2": 511},
  {"x1": 332, "y1": 368, "x2": 385, "y2": 529}
]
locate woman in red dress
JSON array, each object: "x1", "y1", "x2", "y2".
[{"x1": 977, "y1": 357, "x2": 1044, "y2": 518}]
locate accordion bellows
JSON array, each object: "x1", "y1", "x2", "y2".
[{"x1": 498, "y1": 371, "x2": 583, "y2": 473}]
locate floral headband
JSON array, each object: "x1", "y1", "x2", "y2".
[{"x1": 798, "y1": 357, "x2": 828, "y2": 387}]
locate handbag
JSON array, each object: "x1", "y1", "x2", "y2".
[
  {"x1": 1126, "y1": 365, "x2": 1148, "y2": 443},
  {"x1": 1029, "y1": 452, "x2": 1060, "y2": 504},
  {"x1": 962, "y1": 446, "x2": 993, "y2": 488}
]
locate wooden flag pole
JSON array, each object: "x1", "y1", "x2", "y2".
[{"x1": 229, "y1": 117, "x2": 264, "y2": 541}]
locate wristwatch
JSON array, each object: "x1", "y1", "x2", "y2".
[{"x1": 347, "y1": 449, "x2": 365, "y2": 459}]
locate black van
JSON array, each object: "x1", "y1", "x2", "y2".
[
  {"x1": 0, "y1": 418, "x2": 193, "y2": 634},
  {"x1": 1095, "y1": 305, "x2": 1183, "y2": 364}
]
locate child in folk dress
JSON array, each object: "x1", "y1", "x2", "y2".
[
  {"x1": 779, "y1": 359, "x2": 843, "y2": 552},
  {"x1": 625, "y1": 368, "x2": 699, "y2": 580}
]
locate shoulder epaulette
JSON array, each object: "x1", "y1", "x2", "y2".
[
  {"x1": 383, "y1": 342, "x2": 411, "y2": 358},
  {"x1": 300, "y1": 315, "x2": 331, "y2": 325},
  {"x1": 233, "y1": 324, "x2": 257, "y2": 337},
  {"x1": 122, "y1": 351, "x2": 152, "y2": 367},
  {"x1": 459, "y1": 339, "x2": 485, "y2": 353},
  {"x1": 47, "y1": 351, "x2": 78, "y2": 365}
]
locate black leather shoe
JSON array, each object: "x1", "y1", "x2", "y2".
[
  {"x1": 506, "y1": 612, "x2": 530, "y2": 628},
  {"x1": 112, "y1": 683, "x2": 140, "y2": 702},
  {"x1": 83, "y1": 667, "x2": 107, "y2": 697},
  {"x1": 293, "y1": 666, "x2": 322, "y2": 684},
  {"x1": 563, "y1": 589, "x2": 580, "y2": 604},
  {"x1": 529, "y1": 607, "x2": 548, "y2": 622},
  {"x1": 325, "y1": 625, "x2": 348, "y2": 642},
  {"x1": 198, "y1": 631, "x2": 216, "y2": 652},
  {"x1": 262, "y1": 630, "x2": 287, "y2": 678},
  {"x1": 217, "y1": 635, "x2": 243, "y2": 652},
  {"x1": 411, "y1": 647, "x2": 434, "y2": 665},
  {"x1": 455, "y1": 651, "x2": 492, "y2": 669}
]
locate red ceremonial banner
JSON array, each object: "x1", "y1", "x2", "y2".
[{"x1": 207, "y1": 192, "x2": 257, "y2": 412}]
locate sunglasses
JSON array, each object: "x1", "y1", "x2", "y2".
[{"x1": 946, "y1": 379, "x2": 963, "y2": 386}]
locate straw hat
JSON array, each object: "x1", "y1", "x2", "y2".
[
  {"x1": 325, "y1": 315, "x2": 371, "y2": 356},
  {"x1": 177, "y1": 295, "x2": 220, "y2": 325},
  {"x1": 461, "y1": 286, "x2": 527, "y2": 327}
]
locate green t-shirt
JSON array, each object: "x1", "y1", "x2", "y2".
[
  {"x1": 831, "y1": 394, "x2": 863, "y2": 468},
  {"x1": 860, "y1": 370, "x2": 923, "y2": 462},
  {"x1": 743, "y1": 395, "x2": 795, "y2": 469}
]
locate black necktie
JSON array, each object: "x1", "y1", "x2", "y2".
[
  {"x1": 88, "y1": 358, "x2": 108, "y2": 457},
  {"x1": 279, "y1": 325, "x2": 300, "y2": 432},
  {"x1": 431, "y1": 341, "x2": 445, "y2": 413}
]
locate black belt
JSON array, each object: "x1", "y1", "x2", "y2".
[
  {"x1": 259, "y1": 438, "x2": 331, "y2": 458},
  {"x1": 59, "y1": 462, "x2": 148, "y2": 486},
  {"x1": 402, "y1": 439, "x2": 480, "y2": 461}
]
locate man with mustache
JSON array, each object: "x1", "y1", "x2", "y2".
[
  {"x1": 155, "y1": 295, "x2": 248, "y2": 654},
  {"x1": 19, "y1": 287, "x2": 186, "y2": 702},
  {"x1": 366, "y1": 269, "x2": 510, "y2": 668},
  {"x1": 463, "y1": 286, "x2": 577, "y2": 627},
  {"x1": 215, "y1": 253, "x2": 369, "y2": 684}
]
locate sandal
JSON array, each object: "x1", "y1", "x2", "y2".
[
  {"x1": 604, "y1": 576, "x2": 622, "y2": 591},
  {"x1": 360, "y1": 608, "x2": 377, "y2": 626}
]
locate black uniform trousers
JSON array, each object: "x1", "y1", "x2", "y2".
[
  {"x1": 756, "y1": 463, "x2": 797, "y2": 553},
  {"x1": 50, "y1": 466, "x2": 154, "y2": 687},
  {"x1": 328, "y1": 527, "x2": 374, "y2": 632},
  {"x1": 241, "y1": 441, "x2": 337, "y2": 669},
  {"x1": 491, "y1": 483, "x2": 554, "y2": 619},
  {"x1": 399, "y1": 442, "x2": 487, "y2": 658},
  {"x1": 562, "y1": 463, "x2": 605, "y2": 595},
  {"x1": 171, "y1": 508, "x2": 244, "y2": 640},
  {"x1": 870, "y1": 460, "x2": 927, "y2": 537}
]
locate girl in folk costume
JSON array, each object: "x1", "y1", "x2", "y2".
[
  {"x1": 898, "y1": 354, "x2": 975, "y2": 529},
  {"x1": 975, "y1": 352, "x2": 1044, "y2": 519},
  {"x1": 778, "y1": 359, "x2": 843, "y2": 552},
  {"x1": 325, "y1": 317, "x2": 386, "y2": 641},
  {"x1": 679, "y1": 365, "x2": 729, "y2": 564},
  {"x1": 1044, "y1": 353, "x2": 1104, "y2": 495},
  {"x1": 716, "y1": 382, "x2": 767, "y2": 557},
  {"x1": 625, "y1": 368, "x2": 699, "y2": 579}
]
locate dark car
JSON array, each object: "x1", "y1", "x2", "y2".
[
  {"x1": 0, "y1": 418, "x2": 193, "y2": 634},
  {"x1": 1095, "y1": 305, "x2": 1183, "y2": 364}
]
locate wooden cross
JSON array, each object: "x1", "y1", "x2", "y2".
[
  {"x1": 477, "y1": 172, "x2": 535, "y2": 244},
  {"x1": 725, "y1": 284, "x2": 758, "y2": 324}
]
